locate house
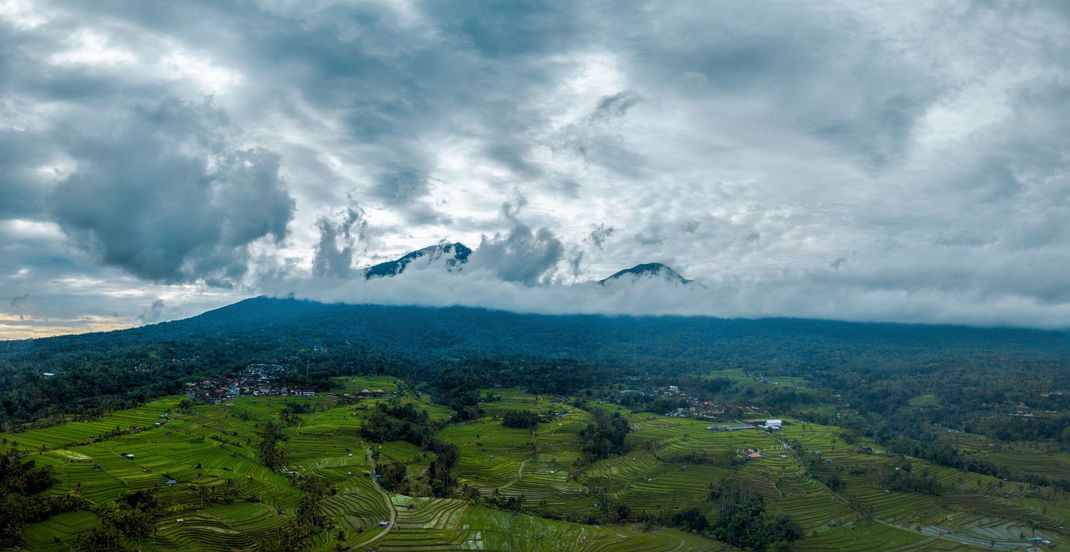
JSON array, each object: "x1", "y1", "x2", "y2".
[
  {"x1": 744, "y1": 448, "x2": 762, "y2": 460},
  {"x1": 764, "y1": 419, "x2": 783, "y2": 430}
]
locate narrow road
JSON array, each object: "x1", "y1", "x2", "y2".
[{"x1": 361, "y1": 447, "x2": 398, "y2": 549}]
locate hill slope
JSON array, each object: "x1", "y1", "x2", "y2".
[{"x1": 7, "y1": 296, "x2": 1069, "y2": 368}]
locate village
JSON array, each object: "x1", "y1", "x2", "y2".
[
  {"x1": 185, "y1": 363, "x2": 294, "y2": 403},
  {"x1": 617, "y1": 383, "x2": 768, "y2": 421},
  {"x1": 185, "y1": 363, "x2": 394, "y2": 403}
]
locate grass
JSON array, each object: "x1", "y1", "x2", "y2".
[{"x1": 10, "y1": 386, "x2": 1070, "y2": 551}]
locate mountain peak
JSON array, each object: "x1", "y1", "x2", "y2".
[
  {"x1": 363, "y1": 242, "x2": 471, "y2": 279},
  {"x1": 598, "y1": 262, "x2": 690, "y2": 285}
]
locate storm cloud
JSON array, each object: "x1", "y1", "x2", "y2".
[
  {"x1": 48, "y1": 99, "x2": 294, "y2": 283},
  {"x1": 2, "y1": 1, "x2": 1070, "y2": 338}
]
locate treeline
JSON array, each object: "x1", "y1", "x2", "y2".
[
  {"x1": 360, "y1": 402, "x2": 459, "y2": 497},
  {"x1": 579, "y1": 409, "x2": 631, "y2": 461},
  {"x1": 502, "y1": 410, "x2": 540, "y2": 429},
  {"x1": 0, "y1": 337, "x2": 404, "y2": 431},
  {"x1": 879, "y1": 458, "x2": 940, "y2": 495},
  {"x1": 671, "y1": 478, "x2": 802, "y2": 551},
  {"x1": 0, "y1": 444, "x2": 67, "y2": 547}
]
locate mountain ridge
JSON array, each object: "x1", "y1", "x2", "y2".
[
  {"x1": 363, "y1": 242, "x2": 471, "y2": 279},
  {"x1": 6, "y1": 296, "x2": 1066, "y2": 361},
  {"x1": 598, "y1": 262, "x2": 690, "y2": 285}
]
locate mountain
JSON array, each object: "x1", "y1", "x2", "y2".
[
  {"x1": 363, "y1": 242, "x2": 471, "y2": 279},
  {"x1": 3, "y1": 295, "x2": 1068, "y2": 428},
  {"x1": 598, "y1": 262, "x2": 690, "y2": 285},
  {"x1": 10, "y1": 296, "x2": 1065, "y2": 370}
]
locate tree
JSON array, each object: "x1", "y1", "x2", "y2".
[
  {"x1": 259, "y1": 421, "x2": 287, "y2": 470},
  {"x1": 579, "y1": 409, "x2": 631, "y2": 461},
  {"x1": 502, "y1": 410, "x2": 540, "y2": 429}
]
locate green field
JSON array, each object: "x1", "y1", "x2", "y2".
[{"x1": 6, "y1": 380, "x2": 1070, "y2": 550}]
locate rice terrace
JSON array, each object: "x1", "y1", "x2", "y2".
[{"x1": 4, "y1": 347, "x2": 1070, "y2": 551}]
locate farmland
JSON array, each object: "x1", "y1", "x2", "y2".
[
  {"x1": 2, "y1": 380, "x2": 1068, "y2": 551},
  {"x1": 0, "y1": 380, "x2": 727, "y2": 550}
]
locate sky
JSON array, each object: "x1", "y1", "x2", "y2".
[{"x1": 2, "y1": 0, "x2": 1070, "y2": 339}]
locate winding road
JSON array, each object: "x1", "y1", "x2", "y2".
[{"x1": 360, "y1": 447, "x2": 398, "y2": 549}]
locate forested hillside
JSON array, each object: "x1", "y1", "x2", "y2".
[{"x1": 2, "y1": 297, "x2": 1069, "y2": 429}]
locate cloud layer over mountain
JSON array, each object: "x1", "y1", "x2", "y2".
[{"x1": 2, "y1": 1, "x2": 1070, "y2": 338}]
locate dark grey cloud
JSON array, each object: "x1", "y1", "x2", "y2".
[
  {"x1": 420, "y1": 1, "x2": 587, "y2": 58},
  {"x1": 47, "y1": 99, "x2": 294, "y2": 284},
  {"x1": 0, "y1": 101, "x2": 53, "y2": 218},
  {"x1": 469, "y1": 202, "x2": 564, "y2": 286},
  {"x1": 8, "y1": 293, "x2": 29, "y2": 315},
  {"x1": 588, "y1": 223, "x2": 615, "y2": 250},
  {"x1": 370, "y1": 171, "x2": 429, "y2": 206}
]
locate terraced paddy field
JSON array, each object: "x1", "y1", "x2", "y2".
[
  {"x1": 479, "y1": 387, "x2": 571, "y2": 417},
  {"x1": 7, "y1": 383, "x2": 1070, "y2": 550},
  {"x1": 374, "y1": 503, "x2": 734, "y2": 551},
  {"x1": 776, "y1": 423, "x2": 1070, "y2": 551},
  {"x1": 20, "y1": 510, "x2": 102, "y2": 551},
  {"x1": 1, "y1": 397, "x2": 182, "y2": 450}
]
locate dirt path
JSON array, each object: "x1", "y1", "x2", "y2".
[
  {"x1": 361, "y1": 447, "x2": 398, "y2": 549},
  {"x1": 501, "y1": 457, "x2": 531, "y2": 491}
]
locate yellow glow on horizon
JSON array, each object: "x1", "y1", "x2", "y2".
[{"x1": 0, "y1": 312, "x2": 133, "y2": 341}]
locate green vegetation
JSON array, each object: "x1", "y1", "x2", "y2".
[
  {"x1": 579, "y1": 408, "x2": 631, "y2": 461},
  {"x1": 706, "y1": 479, "x2": 803, "y2": 551},
  {"x1": 3, "y1": 299, "x2": 1070, "y2": 549},
  {"x1": 4, "y1": 379, "x2": 1070, "y2": 550},
  {"x1": 2, "y1": 381, "x2": 747, "y2": 550},
  {"x1": 502, "y1": 410, "x2": 541, "y2": 429}
]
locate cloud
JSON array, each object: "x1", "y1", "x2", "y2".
[
  {"x1": 370, "y1": 171, "x2": 429, "y2": 206},
  {"x1": 588, "y1": 223, "x2": 615, "y2": 250},
  {"x1": 468, "y1": 210, "x2": 565, "y2": 286},
  {"x1": 8, "y1": 293, "x2": 29, "y2": 317},
  {"x1": 312, "y1": 200, "x2": 367, "y2": 278},
  {"x1": 45, "y1": 98, "x2": 294, "y2": 284},
  {"x1": 138, "y1": 299, "x2": 166, "y2": 324},
  {"x1": 263, "y1": 247, "x2": 1070, "y2": 330},
  {"x1": 552, "y1": 91, "x2": 645, "y2": 175},
  {"x1": 3, "y1": 0, "x2": 1070, "y2": 336}
]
